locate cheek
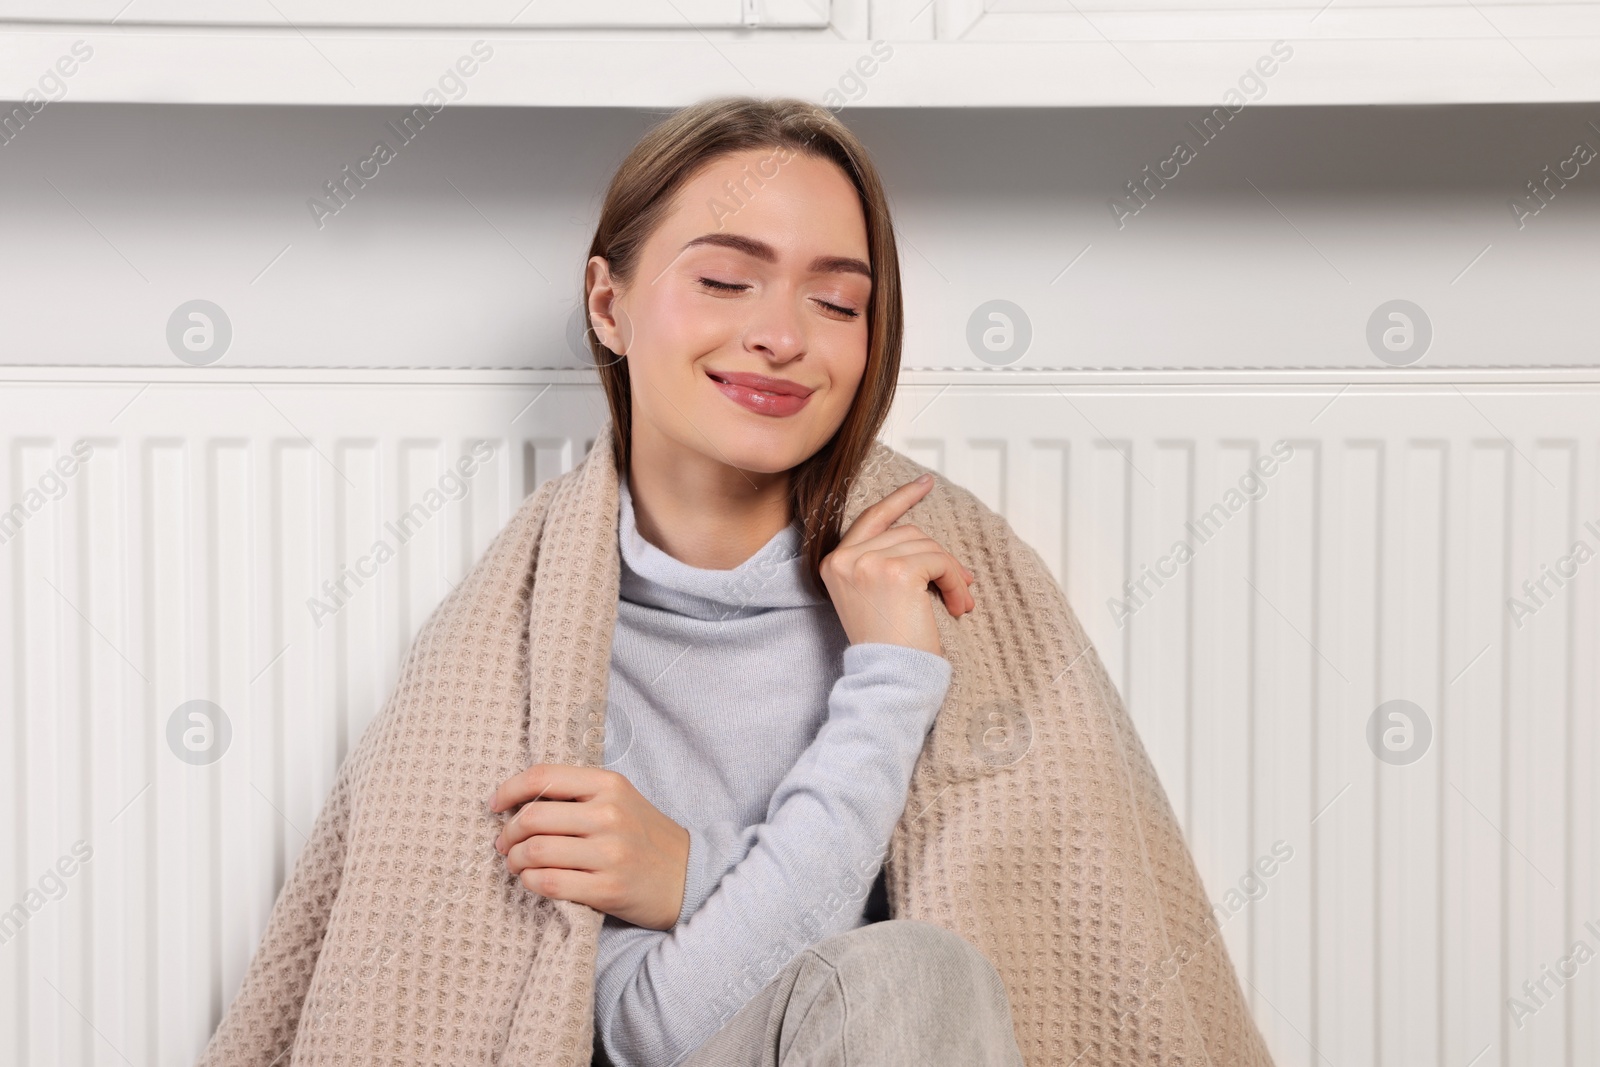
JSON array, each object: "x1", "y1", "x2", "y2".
[
  {"x1": 826, "y1": 345, "x2": 869, "y2": 408},
  {"x1": 634, "y1": 288, "x2": 734, "y2": 365},
  {"x1": 628, "y1": 298, "x2": 749, "y2": 437},
  {"x1": 841, "y1": 349, "x2": 868, "y2": 393}
]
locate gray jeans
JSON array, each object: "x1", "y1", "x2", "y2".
[{"x1": 610, "y1": 919, "x2": 1022, "y2": 1067}]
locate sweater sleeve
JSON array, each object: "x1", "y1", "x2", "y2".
[
  {"x1": 593, "y1": 641, "x2": 953, "y2": 1067},
  {"x1": 672, "y1": 818, "x2": 752, "y2": 929}
]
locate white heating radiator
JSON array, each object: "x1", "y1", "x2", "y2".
[{"x1": 1, "y1": 366, "x2": 1596, "y2": 1067}]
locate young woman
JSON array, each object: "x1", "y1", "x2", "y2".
[
  {"x1": 482, "y1": 97, "x2": 1025, "y2": 1065},
  {"x1": 196, "y1": 93, "x2": 1274, "y2": 1067}
]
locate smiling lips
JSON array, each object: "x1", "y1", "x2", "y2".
[{"x1": 705, "y1": 368, "x2": 816, "y2": 417}]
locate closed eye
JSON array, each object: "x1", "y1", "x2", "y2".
[{"x1": 697, "y1": 277, "x2": 860, "y2": 320}]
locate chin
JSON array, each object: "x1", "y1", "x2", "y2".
[{"x1": 696, "y1": 417, "x2": 823, "y2": 475}]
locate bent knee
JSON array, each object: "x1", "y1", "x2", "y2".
[{"x1": 811, "y1": 919, "x2": 1000, "y2": 986}]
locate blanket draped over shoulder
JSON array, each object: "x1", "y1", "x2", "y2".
[{"x1": 197, "y1": 418, "x2": 1275, "y2": 1067}]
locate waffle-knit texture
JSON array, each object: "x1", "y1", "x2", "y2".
[{"x1": 195, "y1": 417, "x2": 1277, "y2": 1067}]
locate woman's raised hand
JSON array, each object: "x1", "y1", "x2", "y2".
[{"x1": 819, "y1": 472, "x2": 975, "y2": 658}]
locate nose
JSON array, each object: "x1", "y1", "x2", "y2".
[{"x1": 741, "y1": 287, "x2": 806, "y2": 363}]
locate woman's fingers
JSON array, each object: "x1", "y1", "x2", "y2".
[
  {"x1": 518, "y1": 865, "x2": 610, "y2": 908},
  {"x1": 845, "y1": 522, "x2": 976, "y2": 598},
  {"x1": 495, "y1": 797, "x2": 595, "y2": 854},
  {"x1": 857, "y1": 522, "x2": 927, "y2": 547},
  {"x1": 873, "y1": 540, "x2": 974, "y2": 614},
  {"x1": 505, "y1": 832, "x2": 599, "y2": 876},
  {"x1": 489, "y1": 763, "x2": 611, "y2": 814},
  {"x1": 887, "y1": 548, "x2": 973, "y2": 616},
  {"x1": 836, "y1": 474, "x2": 934, "y2": 548}
]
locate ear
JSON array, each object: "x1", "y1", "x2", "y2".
[{"x1": 585, "y1": 256, "x2": 628, "y2": 357}]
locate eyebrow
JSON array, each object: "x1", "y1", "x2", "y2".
[{"x1": 679, "y1": 232, "x2": 872, "y2": 280}]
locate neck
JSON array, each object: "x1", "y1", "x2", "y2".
[{"x1": 625, "y1": 425, "x2": 794, "y2": 571}]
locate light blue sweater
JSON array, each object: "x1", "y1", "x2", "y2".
[{"x1": 591, "y1": 472, "x2": 954, "y2": 1067}]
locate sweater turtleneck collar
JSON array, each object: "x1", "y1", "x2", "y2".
[{"x1": 617, "y1": 470, "x2": 828, "y2": 619}]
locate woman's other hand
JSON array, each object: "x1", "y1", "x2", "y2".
[
  {"x1": 488, "y1": 764, "x2": 690, "y2": 931},
  {"x1": 819, "y1": 472, "x2": 975, "y2": 658}
]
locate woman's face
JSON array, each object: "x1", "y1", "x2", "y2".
[{"x1": 587, "y1": 146, "x2": 873, "y2": 478}]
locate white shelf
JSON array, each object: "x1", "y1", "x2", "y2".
[
  {"x1": 3, "y1": 13, "x2": 1600, "y2": 106},
  {"x1": 0, "y1": 0, "x2": 830, "y2": 27}
]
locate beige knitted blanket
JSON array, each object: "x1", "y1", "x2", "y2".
[{"x1": 197, "y1": 418, "x2": 1275, "y2": 1067}]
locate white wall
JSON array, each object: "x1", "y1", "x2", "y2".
[
  {"x1": 0, "y1": 103, "x2": 1596, "y2": 370},
  {"x1": 1, "y1": 101, "x2": 1598, "y2": 1067}
]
